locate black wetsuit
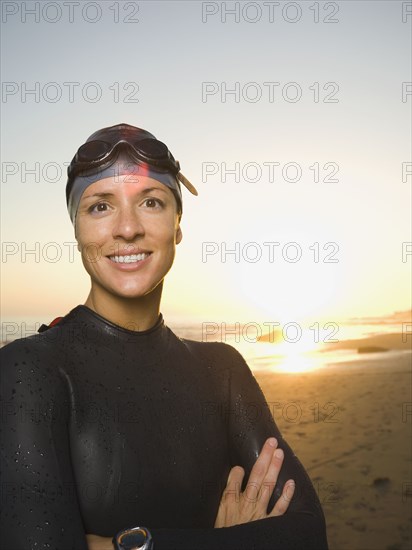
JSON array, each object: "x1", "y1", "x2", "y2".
[{"x1": 0, "y1": 305, "x2": 328, "y2": 549}]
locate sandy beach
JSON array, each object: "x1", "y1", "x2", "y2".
[{"x1": 255, "y1": 351, "x2": 412, "y2": 550}]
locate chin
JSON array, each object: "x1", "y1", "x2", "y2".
[
  {"x1": 108, "y1": 278, "x2": 164, "y2": 300},
  {"x1": 111, "y1": 289, "x2": 155, "y2": 300},
  {"x1": 88, "y1": 261, "x2": 172, "y2": 302}
]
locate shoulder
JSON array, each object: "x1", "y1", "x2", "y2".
[
  {"x1": 0, "y1": 337, "x2": 73, "y2": 437},
  {"x1": 178, "y1": 337, "x2": 250, "y2": 369},
  {"x1": 0, "y1": 305, "x2": 83, "y2": 368},
  {"x1": 1, "y1": 327, "x2": 63, "y2": 366},
  {"x1": 0, "y1": 325, "x2": 70, "y2": 399}
]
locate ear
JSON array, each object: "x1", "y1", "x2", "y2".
[{"x1": 176, "y1": 224, "x2": 183, "y2": 244}]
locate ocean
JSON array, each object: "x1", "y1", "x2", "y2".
[{"x1": 1, "y1": 313, "x2": 411, "y2": 374}]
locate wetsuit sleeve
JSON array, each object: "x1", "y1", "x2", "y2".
[
  {"x1": 0, "y1": 340, "x2": 89, "y2": 550},
  {"x1": 150, "y1": 343, "x2": 328, "y2": 550},
  {"x1": 224, "y1": 342, "x2": 325, "y2": 513}
]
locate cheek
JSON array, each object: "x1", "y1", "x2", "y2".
[
  {"x1": 157, "y1": 227, "x2": 178, "y2": 252},
  {"x1": 76, "y1": 224, "x2": 105, "y2": 269},
  {"x1": 149, "y1": 215, "x2": 179, "y2": 246},
  {"x1": 76, "y1": 219, "x2": 109, "y2": 249},
  {"x1": 81, "y1": 243, "x2": 104, "y2": 267}
]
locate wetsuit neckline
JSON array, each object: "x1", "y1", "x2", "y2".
[
  {"x1": 76, "y1": 304, "x2": 164, "y2": 334},
  {"x1": 64, "y1": 304, "x2": 168, "y2": 346}
]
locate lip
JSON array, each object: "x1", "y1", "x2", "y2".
[{"x1": 106, "y1": 251, "x2": 153, "y2": 271}]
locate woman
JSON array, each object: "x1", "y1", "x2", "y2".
[{"x1": 0, "y1": 123, "x2": 328, "y2": 549}]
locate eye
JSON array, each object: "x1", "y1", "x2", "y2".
[
  {"x1": 88, "y1": 202, "x2": 110, "y2": 214},
  {"x1": 143, "y1": 198, "x2": 164, "y2": 209}
]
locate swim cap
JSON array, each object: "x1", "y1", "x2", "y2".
[{"x1": 66, "y1": 123, "x2": 197, "y2": 224}]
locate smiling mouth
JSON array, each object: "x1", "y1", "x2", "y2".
[{"x1": 109, "y1": 252, "x2": 152, "y2": 264}]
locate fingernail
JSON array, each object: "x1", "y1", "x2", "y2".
[
  {"x1": 268, "y1": 438, "x2": 277, "y2": 447},
  {"x1": 274, "y1": 448, "x2": 283, "y2": 458}
]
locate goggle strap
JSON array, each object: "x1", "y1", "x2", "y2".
[{"x1": 177, "y1": 171, "x2": 198, "y2": 196}]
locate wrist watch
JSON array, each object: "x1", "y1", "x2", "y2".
[{"x1": 112, "y1": 526, "x2": 153, "y2": 550}]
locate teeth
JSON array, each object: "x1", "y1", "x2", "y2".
[{"x1": 110, "y1": 253, "x2": 150, "y2": 264}]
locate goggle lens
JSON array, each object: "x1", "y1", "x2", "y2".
[
  {"x1": 76, "y1": 139, "x2": 172, "y2": 166},
  {"x1": 135, "y1": 138, "x2": 169, "y2": 161},
  {"x1": 77, "y1": 140, "x2": 111, "y2": 163}
]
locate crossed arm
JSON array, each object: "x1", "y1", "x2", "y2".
[
  {"x1": 86, "y1": 342, "x2": 328, "y2": 550},
  {"x1": 87, "y1": 436, "x2": 296, "y2": 549}
]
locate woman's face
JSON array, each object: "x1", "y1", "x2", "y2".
[{"x1": 75, "y1": 174, "x2": 182, "y2": 302}]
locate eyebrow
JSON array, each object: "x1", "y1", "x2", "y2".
[
  {"x1": 82, "y1": 187, "x2": 168, "y2": 201},
  {"x1": 82, "y1": 192, "x2": 114, "y2": 201}
]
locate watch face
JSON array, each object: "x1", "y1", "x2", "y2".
[{"x1": 118, "y1": 527, "x2": 150, "y2": 550}]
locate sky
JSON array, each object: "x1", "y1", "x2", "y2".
[{"x1": 1, "y1": 0, "x2": 411, "y2": 328}]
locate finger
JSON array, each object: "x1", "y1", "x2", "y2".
[
  {"x1": 216, "y1": 466, "x2": 244, "y2": 528},
  {"x1": 265, "y1": 447, "x2": 284, "y2": 486},
  {"x1": 224, "y1": 465, "x2": 244, "y2": 503},
  {"x1": 246, "y1": 438, "x2": 278, "y2": 503},
  {"x1": 270, "y1": 479, "x2": 296, "y2": 517},
  {"x1": 258, "y1": 447, "x2": 285, "y2": 507},
  {"x1": 248, "y1": 438, "x2": 278, "y2": 485},
  {"x1": 214, "y1": 500, "x2": 226, "y2": 528},
  {"x1": 85, "y1": 535, "x2": 99, "y2": 550}
]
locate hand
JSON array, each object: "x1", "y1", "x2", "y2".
[
  {"x1": 214, "y1": 437, "x2": 295, "y2": 528},
  {"x1": 86, "y1": 534, "x2": 114, "y2": 550}
]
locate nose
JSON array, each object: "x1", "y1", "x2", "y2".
[{"x1": 112, "y1": 203, "x2": 145, "y2": 241}]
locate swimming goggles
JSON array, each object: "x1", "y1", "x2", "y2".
[{"x1": 67, "y1": 138, "x2": 198, "y2": 196}]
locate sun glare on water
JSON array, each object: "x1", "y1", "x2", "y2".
[
  {"x1": 253, "y1": 326, "x2": 329, "y2": 374},
  {"x1": 245, "y1": 330, "x2": 324, "y2": 374},
  {"x1": 274, "y1": 334, "x2": 324, "y2": 374},
  {"x1": 276, "y1": 346, "x2": 322, "y2": 373}
]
